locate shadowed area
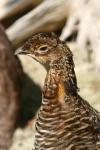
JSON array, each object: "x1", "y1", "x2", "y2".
[{"x1": 17, "y1": 73, "x2": 42, "y2": 128}]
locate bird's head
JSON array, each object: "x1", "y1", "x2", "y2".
[
  {"x1": 15, "y1": 32, "x2": 78, "y2": 94},
  {"x1": 15, "y1": 32, "x2": 72, "y2": 70}
]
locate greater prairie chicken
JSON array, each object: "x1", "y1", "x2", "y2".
[{"x1": 15, "y1": 32, "x2": 100, "y2": 150}]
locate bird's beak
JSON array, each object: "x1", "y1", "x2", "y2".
[{"x1": 15, "y1": 48, "x2": 29, "y2": 55}]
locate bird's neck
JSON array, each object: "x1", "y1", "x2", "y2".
[
  {"x1": 42, "y1": 56, "x2": 78, "y2": 107},
  {"x1": 50, "y1": 55, "x2": 78, "y2": 95}
]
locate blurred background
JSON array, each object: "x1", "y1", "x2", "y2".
[{"x1": 0, "y1": 0, "x2": 100, "y2": 150}]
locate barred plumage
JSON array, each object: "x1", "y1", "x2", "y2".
[{"x1": 15, "y1": 32, "x2": 100, "y2": 150}]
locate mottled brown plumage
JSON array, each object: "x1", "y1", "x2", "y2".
[{"x1": 15, "y1": 32, "x2": 100, "y2": 150}]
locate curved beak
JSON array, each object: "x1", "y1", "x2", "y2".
[{"x1": 15, "y1": 47, "x2": 29, "y2": 55}]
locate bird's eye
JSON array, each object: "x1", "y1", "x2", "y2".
[{"x1": 39, "y1": 46, "x2": 48, "y2": 51}]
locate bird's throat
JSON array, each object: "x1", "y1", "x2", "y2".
[
  {"x1": 42, "y1": 70, "x2": 67, "y2": 106},
  {"x1": 42, "y1": 55, "x2": 78, "y2": 107}
]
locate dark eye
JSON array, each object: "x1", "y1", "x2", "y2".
[{"x1": 39, "y1": 46, "x2": 48, "y2": 51}]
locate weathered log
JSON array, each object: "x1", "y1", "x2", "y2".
[
  {"x1": 0, "y1": 0, "x2": 43, "y2": 20},
  {"x1": 0, "y1": 24, "x2": 23, "y2": 150},
  {"x1": 60, "y1": 0, "x2": 100, "y2": 70},
  {"x1": 6, "y1": 0, "x2": 69, "y2": 48}
]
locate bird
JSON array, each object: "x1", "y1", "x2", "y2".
[{"x1": 15, "y1": 32, "x2": 100, "y2": 150}]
